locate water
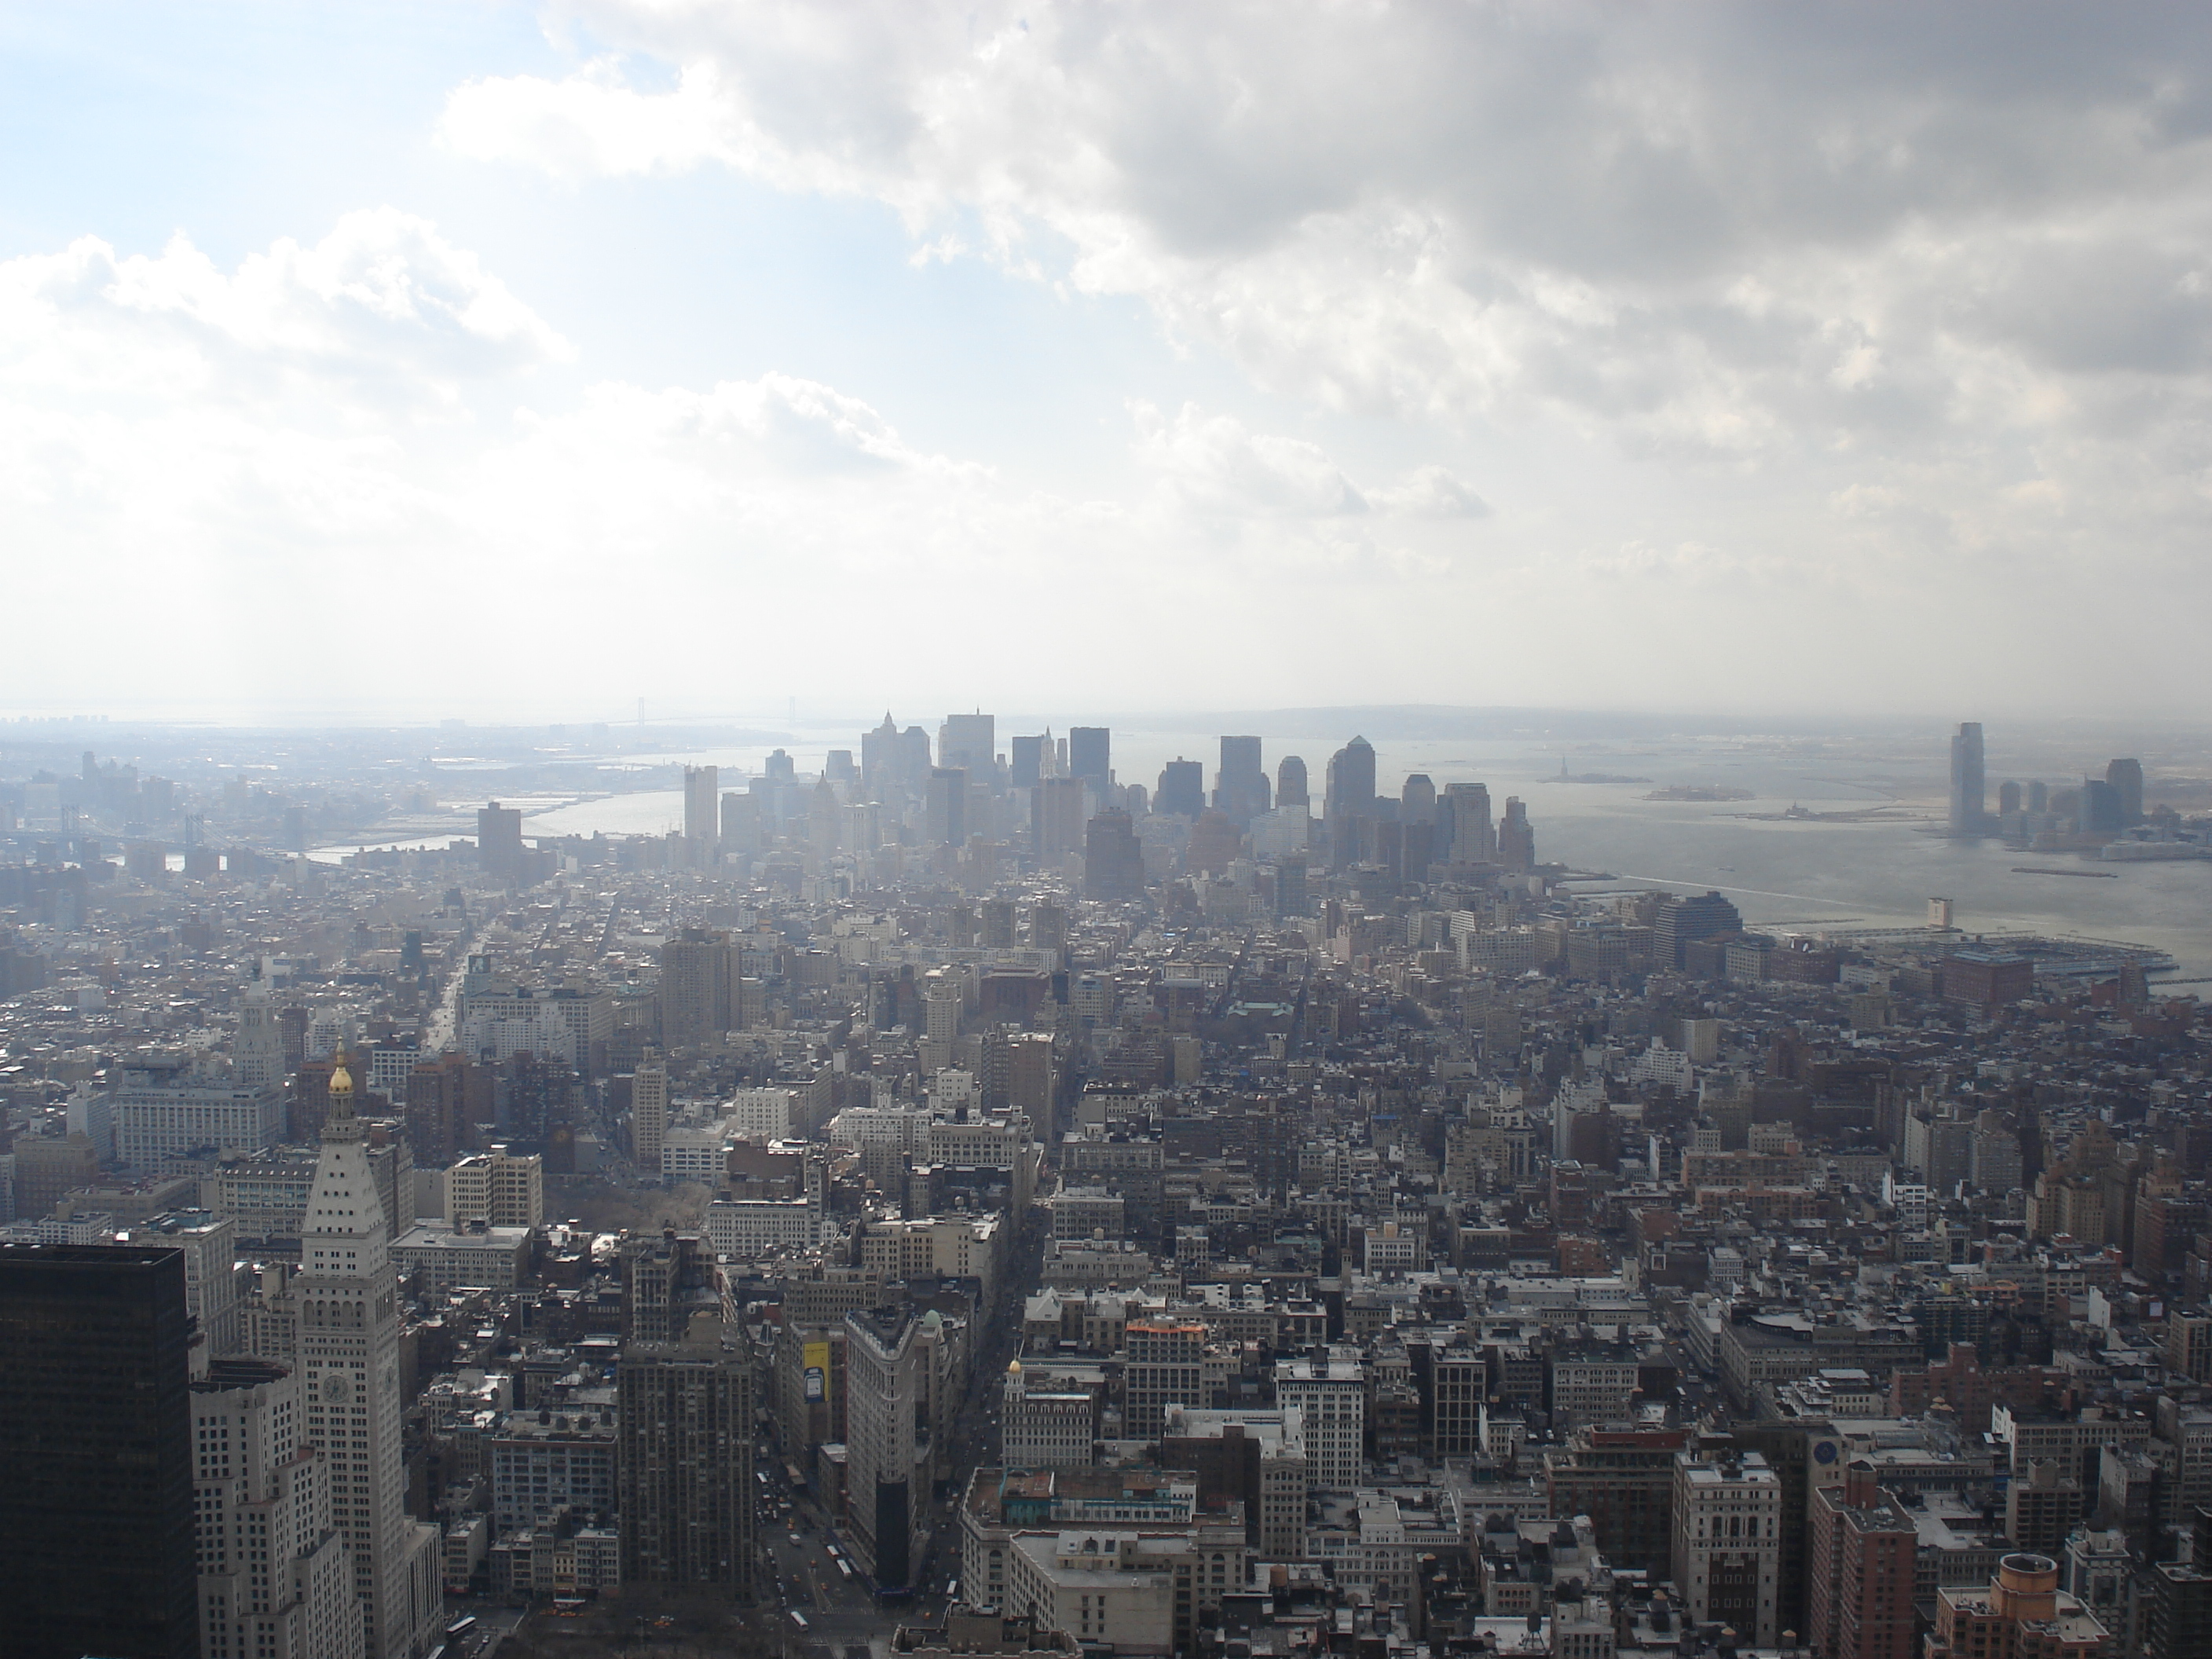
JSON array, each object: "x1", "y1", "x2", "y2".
[{"x1": 323, "y1": 720, "x2": 2212, "y2": 979}]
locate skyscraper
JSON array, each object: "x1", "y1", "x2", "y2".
[
  {"x1": 658, "y1": 929, "x2": 733, "y2": 1050},
  {"x1": 844, "y1": 1307, "x2": 929, "y2": 1593},
  {"x1": 1323, "y1": 737, "x2": 1377, "y2": 869},
  {"x1": 1442, "y1": 782, "x2": 1493, "y2": 863},
  {"x1": 1068, "y1": 727, "x2": 1111, "y2": 791},
  {"x1": 1657, "y1": 891, "x2": 1742, "y2": 968},
  {"x1": 682, "y1": 764, "x2": 719, "y2": 851},
  {"x1": 1155, "y1": 759, "x2": 1205, "y2": 819},
  {"x1": 0, "y1": 1242, "x2": 200, "y2": 1659},
  {"x1": 1084, "y1": 809, "x2": 1146, "y2": 901},
  {"x1": 1032, "y1": 776, "x2": 1086, "y2": 862},
  {"x1": 1214, "y1": 735, "x2": 1271, "y2": 826},
  {"x1": 297, "y1": 1057, "x2": 442, "y2": 1659},
  {"x1": 1949, "y1": 722, "x2": 1987, "y2": 835},
  {"x1": 632, "y1": 1053, "x2": 668, "y2": 1171},
  {"x1": 938, "y1": 712, "x2": 995, "y2": 776},
  {"x1": 1497, "y1": 797, "x2": 1536, "y2": 871},
  {"x1": 617, "y1": 1305, "x2": 755, "y2": 1592},
  {"x1": 236, "y1": 987, "x2": 286, "y2": 1091},
  {"x1": 925, "y1": 767, "x2": 969, "y2": 846},
  {"x1": 2107, "y1": 758, "x2": 2144, "y2": 826},
  {"x1": 477, "y1": 801, "x2": 523, "y2": 884},
  {"x1": 1009, "y1": 734, "x2": 1048, "y2": 789},
  {"x1": 192, "y1": 1358, "x2": 360, "y2": 1659},
  {"x1": 1276, "y1": 755, "x2": 1309, "y2": 809}
]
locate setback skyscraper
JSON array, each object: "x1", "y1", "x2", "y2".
[{"x1": 298, "y1": 1057, "x2": 442, "y2": 1659}]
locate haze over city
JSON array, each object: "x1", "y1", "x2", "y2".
[{"x1": 10, "y1": 11, "x2": 2212, "y2": 1659}]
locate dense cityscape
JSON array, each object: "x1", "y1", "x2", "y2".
[{"x1": 4, "y1": 709, "x2": 2212, "y2": 1659}]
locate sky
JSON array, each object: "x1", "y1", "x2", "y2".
[{"x1": 3, "y1": 2, "x2": 2211, "y2": 726}]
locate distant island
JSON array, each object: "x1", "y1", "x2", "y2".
[
  {"x1": 1564, "y1": 771, "x2": 1653, "y2": 785},
  {"x1": 1646, "y1": 784, "x2": 1755, "y2": 801}
]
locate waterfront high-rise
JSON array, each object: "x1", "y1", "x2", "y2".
[
  {"x1": 297, "y1": 1057, "x2": 442, "y2": 1659},
  {"x1": 1276, "y1": 755, "x2": 1309, "y2": 809},
  {"x1": 0, "y1": 1242, "x2": 200, "y2": 1659},
  {"x1": 1949, "y1": 722, "x2": 1987, "y2": 835},
  {"x1": 682, "y1": 764, "x2": 720, "y2": 855},
  {"x1": 1323, "y1": 737, "x2": 1376, "y2": 868}
]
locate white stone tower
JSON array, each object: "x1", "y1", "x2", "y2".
[{"x1": 298, "y1": 1052, "x2": 441, "y2": 1659}]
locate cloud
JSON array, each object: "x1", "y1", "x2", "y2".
[
  {"x1": 0, "y1": 210, "x2": 570, "y2": 411},
  {"x1": 439, "y1": 5, "x2": 2212, "y2": 445}
]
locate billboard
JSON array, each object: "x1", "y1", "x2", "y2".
[{"x1": 804, "y1": 1340, "x2": 830, "y2": 1403}]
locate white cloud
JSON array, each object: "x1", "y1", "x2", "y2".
[{"x1": 429, "y1": 3, "x2": 2212, "y2": 679}]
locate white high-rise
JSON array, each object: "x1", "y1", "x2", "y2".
[
  {"x1": 236, "y1": 991, "x2": 287, "y2": 1091},
  {"x1": 192, "y1": 1357, "x2": 360, "y2": 1659},
  {"x1": 298, "y1": 1055, "x2": 441, "y2": 1659}
]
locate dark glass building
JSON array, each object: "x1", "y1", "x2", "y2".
[{"x1": 0, "y1": 1243, "x2": 199, "y2": 1659}]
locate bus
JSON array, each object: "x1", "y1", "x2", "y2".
[
  {"x1": 835, "y1": 1558, "x2": 854, "y2": 1579},
  {"x1": 445, "y1": 1617, "x2": 479, "y2": 1639},
  {"x1": 790, "y1": 1611, "x2": 811, "y2": 1630}
]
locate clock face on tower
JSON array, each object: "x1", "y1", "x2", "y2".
[{"x1": 324, "y1": 1372, "x2": 352, "y2": 1405}]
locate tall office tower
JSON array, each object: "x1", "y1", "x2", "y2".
[
  {"x1": 1322, "y1": 736, "x2": 1376, "y2": 822},
  {"x1": 682, "y1": 764, "x2": 720, "y2": 851},
  {"x1": 1274, "y1": 1349, "x2": 1365, "y2": 1492},
  {"x1": 1084, "y1": 810, "x2": 1147, "y2": 901},
  {"x1": 1156, "y1": 759, "x2": 1206, "y2": 819},
  {"x1": 0, "y1": 1243, "x2": 200, "y2": 1659},
  {"x1": 1276, "y1": 755, "x2": 1309, "y2": 809},
  {"x1": 1068, "y1": 727, "x2": 1111, "y2": 791},
  {"x1": 476, "y1": 801, "x2": 524, "y2": 884},
  {"x1": 2027, "y1": 780, "x2": 2049, "y2": 814},
  {"x1": 925, "y1": 767, "x2": 969, "y2": 846},
  {"x1": 938, "y1": 713, "x2": 996, "y2": 777},
  {"x1": 861, "y1": 714, "x2": 895, "y2": 787},
  {"x1": 1122, "y1": 1320, "x2": 1207, "y2": 1441},
  {"x1": 1032, "y1": 776, "x2": 1086, "y2": 861},
  {"x1": 298, "y1": 1059, "x2": 442, "y2": 1659},
  {"x1": 2107, "y1": 759, "x2": 2144, "y2": 826},
  {"x1": 1031, "y1": 902, "x2": 1069, "y2": 962},
  {"x1": 844, "y1": 1308, "x2": 928, "y2": 1593},
  {"x1": 2078, "y1": 779, "x2": 2124, "y2": 833},
  {"x1": 1401, "y1": 773, "x2": 1436, "y2": 824},
  {"x1": 1807, "y1": 1460, "x2": 1917, "y2": 1659},
  {"x1": 1948, "y1": 722, "x2": 1987, "y2": 834},
  {"x1": 1214, "y1": 736, "x2": 1272, "y2": 826},
  {"x1": 1672, "y1": 1450, "x2": 1782, "y2": 1646},
  {"x1": 658, "y1": 929, "x2": 732, "y2": 1050},
  {"x1": 1010, "y1": 734, "x2": 1048, "y2": 789},
  {"x1": 632, "y1": 1054, "x2": 668, "y2": 1172},
  {"x1": 617, "y1": 1306, "x2": 754, "y2": 1592},
  {"x1": 980, "y1": 898, "x2": 1018, "y2": 948},
  {"x1": 1323, "y1": 737, "x2": 1377, "y2": 868},
  {"x1": 192, "y1": 1358, "x2": 359, "y2": 1659},
  {"x1": 1273, "y1": 853, "x2": 1309, "y2": 917},
  {"x1": 1657, "y1": 891, "x2": 1742, "y2": 968},
  {"x1": 236, "y1": 989, "x2": 286, "y2": 1091},
  {"x1": 1998, "y1": 779, "x2": 2023, "y2": 816},
  {"x1": 1442, "y1": 782, "x2": 1494, "y2": 862},
  {"x1": 1496, "y1": 797, "x2": 1536, "y2": 871},
  {"x1": 403, "y1": 1053, "x2": 476, "y2": 1167}
]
